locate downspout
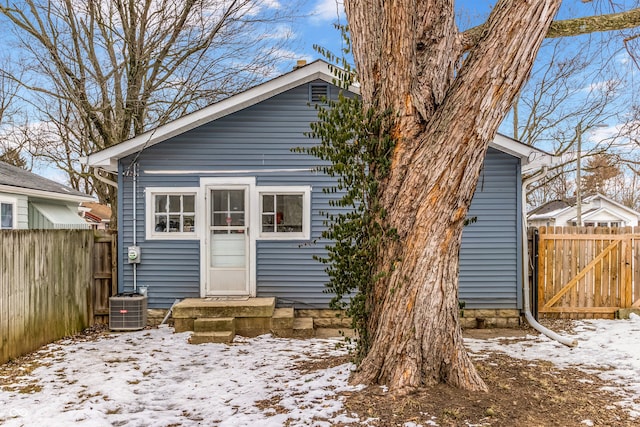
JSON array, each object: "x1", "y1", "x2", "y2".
[
  {"x1": 132, "y1": 163, "x2": 138, "y2": 292},
  {"x1": 522, "y1": 167, "x2": 578, "y2": 347}
]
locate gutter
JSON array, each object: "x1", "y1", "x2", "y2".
[
  {"x1": 0, "y1": 184, "x2": 95, "y2": 203},
  {"x1": 522, "y1": 168, "x2": 578, "y2": 347}
]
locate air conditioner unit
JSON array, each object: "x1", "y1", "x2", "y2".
[{"x1": 109, "y1": 293, "x2": 147, "y2": 331}]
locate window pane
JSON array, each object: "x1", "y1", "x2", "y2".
[
  {"x1": 213, "y1": 190, "x2": 224, "y2": 211},
  {"x1": 183, "y1": 195, "x2": 195, "y2": 213},
  {"x1": 1, "y1": 203, "x2": 13, "y2": 229},
  {"x1": 155, "y1": 195, "x2": 167, "y2": 213},
  {"x1": 169, "y1": 195, "x2": 181, "y2": 213},
  {"x1": 168, "y1": 215, "x2": 181, "y2": 232},
  {"x1": 155, "y1": 215, "x2": 167, "y2": 232},
  {"x1": 229, "y1": 190, "x2": 244, "y2": 212},
  {"x1": 230, "y1": 212, "x2": 244, "y2": 226},
  {"x1": 184, "y1": 215, "x2": 195, "y2": 232},
  {"x1": 213, "y1": 213, "x2": 228, "y2": 227},
  {"x1": 262, "y1": 194, "x2": 274, "y2": 213},
  {"x1": 278, "y1": 194, "x2": 303, "y2": 232}
]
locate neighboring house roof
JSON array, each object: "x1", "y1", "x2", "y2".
[
  {"x1": 86, "y1": 60, "x2": 556, "y2": 173},
  {"x1": 0, "y1": 161, "x2": 93, "y2": 203},
  {"x1": 80, "y1": 202, "x2": 112, "y2": 221},
  {"x1": 527, "y1": 199, "x2": 572, "y2": 219},
  {"x1": 528, "y1": 193, "x2": 640, "y2": 223}
]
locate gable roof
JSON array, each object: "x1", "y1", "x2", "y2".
[
  {"x1": 527, "y1": 199, "x2": 572, "y2": 217},
  {"x1": 86, "y1": 60, "x2": 555, "y2": 173},
  {"x1": 80, "y1": 202, "x2": 112, "y2": 221},
  {"x1": 0, "y1": 161, "x2": 93, "y2": 203},
  {"x1": 583, "y1": 193, "x2": 640, "y2": 218},
  {"x1": 528, "y1": 193, "x2": 640, "y2": 221}
]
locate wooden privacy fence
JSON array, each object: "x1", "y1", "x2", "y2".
[
  {"x1": 537, "y1": 226, "x2": 640, "y2": 319},
  {"x1": 0, "y1": 229, "x2": 116, "y2": 364}
]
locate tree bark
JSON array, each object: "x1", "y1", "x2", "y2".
[
  {"x1": 345, "y1": 0, "x2": 564, "y2": 393},
  {"x1": 460, "y1": 8, "x2": 640, "y2": 51}
]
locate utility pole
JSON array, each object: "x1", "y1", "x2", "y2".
[
  {"x1": 576, "y1": 123, "x2": 582, "y2": 226},
  {"x1": 575, "y1": 122, "x2": 607, "y2": 227}
]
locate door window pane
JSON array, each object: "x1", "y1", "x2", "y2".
[
  {"x1": 212, "y1": 190, "x2": 245, "y2": 230},
  {"x1": 229, "y1": 190, "x2": 244, "y2": 212}
]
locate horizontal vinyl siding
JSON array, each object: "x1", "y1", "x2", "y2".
[
  {"x1": 256, "y1": 174, "x2": 338, "y2": 308},
  {"x1": 118, "y1": 82, "x2": 522, "y2": 310},
  {"x1": 119, "y1": 166, "x2": 200, "y2": 308},
  {"x1": 119, "y1": 82, "x2": 337, "y2": 308},
  {"x1": 459, "y1": 148, "x2": 521, "y2": 309}
]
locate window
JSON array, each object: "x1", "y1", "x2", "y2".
[
  {"x1": 1, "y1": 200, "x2": 15, "y2": 229},
  {"x1": 258, "y1": 186, "x2": 310, "y2": 239},
  {"x1": 146, "y1": 188, "x2": 197, "y2": 239}
]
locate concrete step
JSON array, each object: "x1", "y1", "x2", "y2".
[
  {"x1": 292, "y1": 317, "x2": 315, "y2": 338},
  {"x1": 235, "y1": 316, "x2": 272, "y2": 337},
  {"x1": 270, "y1": 307, "x2": 294, "y2": 330},
  {"x1": 173, "y1": 297, "x2": 276, "y2": 320},
  {"x1": 194, "y1": 317, "x2": 235, "y2": 333},
  {"x1": 189, "y1": 331, "x2": 235, "y2": 344}
]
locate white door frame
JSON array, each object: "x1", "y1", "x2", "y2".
[{"x1": 200, "y1": 177, "x2": 257, "y2": 297}]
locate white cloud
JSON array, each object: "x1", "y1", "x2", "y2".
[
  {"x1": 583, "y1": 79, "x2": 620, "y2": 94},
  {"x1": 262, "y1": 0, "x2": 282, "y2": 8},
  {"x1": 261, "y1": 24, "x2": 294, "y2": 41},
  {"x1": 311, "y1": 0, "x2": 345, "y2": 23}
]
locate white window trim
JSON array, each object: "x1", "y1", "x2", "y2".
[
  {"x1": 0, "y1": 195, "x2": 17, "y2": 230},
  {"x1": 257, "y1": 186, "x2": 311, "y2": 240},
  {"x1": 145, "y1": 187, "x2": 200, "y2": 240}
]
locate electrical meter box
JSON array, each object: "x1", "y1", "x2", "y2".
[{"x1": 127, "y1": 246, "x2": 141, "y2": 264}]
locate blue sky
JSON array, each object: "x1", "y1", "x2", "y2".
[
  {"x1": 293, "y1": 0, "x2": 638, "y2": 152},
  {"x1": 295, "y1": 0, "x2": 640, "y2": 64},
  {"x1": 5, "y1": 0, "x2": 638, "y2": 183}
]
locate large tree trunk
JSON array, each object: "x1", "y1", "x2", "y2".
[{"x1": 344, "y1": 0, "x2": 562, "y2": 393}]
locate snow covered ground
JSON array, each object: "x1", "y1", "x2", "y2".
[
  {"x1": 0, "y1": 328, "x2": 361, "y2": 427},
  {"x1": 465, "y1": 314, "x2": 640, "y2": 420},
  {"x1": 1, "y1": 316, "x2": 640, "y2": 426}
]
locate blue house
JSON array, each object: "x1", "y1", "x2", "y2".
[{"x1": 86, "y1": 60, "x2": 552, "y2": 324}]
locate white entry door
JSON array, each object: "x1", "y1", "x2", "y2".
[{"x1": 206, "y1": 186, "x2": 250, "y2": 296}]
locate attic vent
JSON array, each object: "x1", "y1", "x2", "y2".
[{"x1": 310, "y1": 84, "x2": 329, "y2": 103}]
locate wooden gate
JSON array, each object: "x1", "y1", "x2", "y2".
[
  {"x1": 537, "y1": 226, "x2": 640, "y2": 319},
  {"x1": 93, "y1": 231, "x2": 117, "y2": 323}
]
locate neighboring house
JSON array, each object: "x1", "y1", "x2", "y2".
[
  {"x1": 528, "y1": 193, "x2": 640, "y2": 228},
  {"x1": 86, "y1": 60, "x2": 553, "y2": 312},
  {"x1": 80, "y1": 202, "x2": 112, "y2": 230},
  {"x1": 0, "y1": 161, "x2": 93, "y2": 230}
]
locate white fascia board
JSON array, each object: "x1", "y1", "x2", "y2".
[
  {"x1": 0, "y1": 184, "x2": 95, "y2": 203},
  {"x1": 86, "y1": 61, "x2": 342, "y2": 170},
  {"x1": 490, "y1": 133, "x2": 557, "y2": 172}
]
